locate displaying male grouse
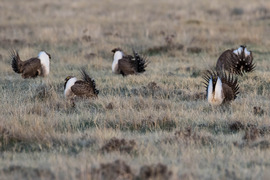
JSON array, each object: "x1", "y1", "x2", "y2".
[
  {"x1": 111, "y1": 48, "x2": 148, "y2": 76},
  {"x1": 216, "y1": 45, "x2": 255, "y2": 75},
  {"x1": 64, "y1": 69, "x2": 99, "y2": 100},
  {"x1": 202, "y1": 70, "x2": 239, "y2": 106},
  {"x1": 11, "y1": 49, "x2": 51, "y2": 78}
]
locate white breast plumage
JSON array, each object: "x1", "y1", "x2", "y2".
[
  {"x1": 38, "y1": 51, "x2": 50, "y2": 76},
  {"x1": 112, "y1": 51, "x2": 123, "y2": 73},
  {"x1": 64, "y1": 77, "x2": 77, "y2": 98}
]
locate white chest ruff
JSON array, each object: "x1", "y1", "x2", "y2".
[
  {"x1": 38, "y1": 52, "x2": 50, "y2": 76},
  {"x1": 64, "y1": 77, "x2": 77, "y2": 98},
  {"x1": 207, "y1": 77, "x2": 224, "y2": 106},
  {"x1": 112, "y1": 51, "x2": 123, "y2": 73},
  {"x1": 41, "y1": 64, "x2": 49, "y2": 76},
  {"x1": 233, "y1": 47, "x2": 243, "y2": 56},
  {"x1": 244, "y1": 48, "x2": 250, "y2": 57}
]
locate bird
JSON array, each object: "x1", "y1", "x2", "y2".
[
  {"x1": 216, "y1": 45, "x2": 255, "y2": 75},
  {"x1": 11, "y1": 49, "x2": 51, "y2": 78},
  {"x1": 111, "y1": 48, "x2": 148, "y2": 76},
  {"x1": 64, "y1": 69, "x2": 99, "y2": 100},
  {"x1": 202, "y1": 70, "x2": 239, "y2": 106}
]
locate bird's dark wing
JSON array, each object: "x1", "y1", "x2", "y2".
[
  {"x1": 71, "y1": 69, "x2": 99, "y2": 98},
  {"x1": 123, "y1": 54, "x2": 134, "y2": 60},
  {"x1": 220, "y1": 72, "x2": 239, "y2": 100},
  {"x1": 216, "y1": 49, "x2": 237, "y2": 73},
  {"x1": 21, "y1": 58, "x2": 42, "y2": 78},
  {"x1": 118, "y1": 50, "x2": 148, "y2": 76},
  {"x1": 118, "y1": 58, "x2": 136, "y2": 76},
  {"x1": 222, "y1": 83, "x2": 234, "y2": 102},
  {"x1": 71, "y1": 81, "x2": 96, "y2": 98}
]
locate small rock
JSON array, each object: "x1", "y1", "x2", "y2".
[
  {"x1": 106, "y1": 102, "x2": 114, "y2": 110},
  {"x1": 253, "y1": 106, "x2": 264, "y2": 116}
]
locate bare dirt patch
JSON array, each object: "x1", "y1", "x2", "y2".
[
  {"x1": 100, "y1": 137, "x2": 137, "y2": 154},
  {"x1": 79, "y1": 160, "x2": 173, "y2": 180},
  {"x1": 86, "y1": 160, "x2": 135, "y2": 180},
  {"x1": 137, "y1": 163, "x2": 173, "y2": 180},
  {"x1": 1, "y1": 165, "x2": 55, "y2": 180}
]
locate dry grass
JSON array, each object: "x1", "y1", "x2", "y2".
[{"x1": 1, "y1": 0, "x2": 270, "y2": 179}]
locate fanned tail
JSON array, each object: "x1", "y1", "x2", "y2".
[
  {"x1": 202, "y1": 70, "x2": 218, "y2": 90},
  {"x1": 10, "y1": 49, "x2": 22, "y2": 73},
  {"x1": 229, "y1": 45, "x2": 256, "y2": 76},
  {"x1": 202, "y1": 70, "x2": 239, "y2": 100},
  {"x1": 80, "y1": 68, "x2": 99, "y2": 95},
  {"x1": 133, "y1": 49, "x2": 148, "y2": 73},
  {"x1": 221, "y1": 71, "x2": 239, "y2": 100}
]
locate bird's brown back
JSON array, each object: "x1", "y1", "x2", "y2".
[
  {"x1": 216, "y1": 49, "x2": 237, "y2": 73},
  {"x1": 21, "y1": 58, "x2": 42, "y2": 78},
  {"x1": 71, "y1": 81, "x2": 97, "y2": 98},
  {"x1": 118, "y1": 58, "x2": 136, "y2": 76}
]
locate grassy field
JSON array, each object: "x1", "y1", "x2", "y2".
[{"x1": 0, "y1": 0, "x2": 270, "y2": 179}]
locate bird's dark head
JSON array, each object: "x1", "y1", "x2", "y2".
[
  {"x1": 64, "y1": 76, "x2": 76, "y2": 90},
  {"x1": 111, "y1": 48, "x2": 122, "y2": 53},
  {"x1": 240, "y1": 45, "x2": 246, "y2": 49}
]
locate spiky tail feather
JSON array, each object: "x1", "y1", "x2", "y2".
[
  {"x1": 133, "y1": 49, "x2": 148, "y2": 73},
  {"x1": 80, "y1": 68, "x2": 99, "y2": 95},
  {"x1": 221, "y1": 71, "x2": 239, "y2": 100},
  {"x1": 202, "y1": 70, "x2": 239, "y2": 100},
  {"x1": 230, "y1": 46, "x2": 256, "y2": 76},
  {"x1": 202, "y1": 70, "x2": 218, "y2": 91},
  {"x1": 10, "y1": 49, "x2": 22, "y2": 73}
]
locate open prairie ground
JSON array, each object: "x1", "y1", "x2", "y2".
[{"x1": 0, "y1": 0, "x2": 270, "y2": 179}]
